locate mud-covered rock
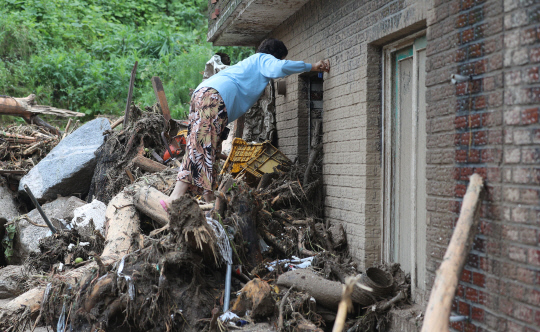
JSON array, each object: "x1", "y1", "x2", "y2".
[
  {"x1": 232, "y1": 278, "x2": 275, "y2": 319},
  {"x1": 328, "y1": 222, "x2": 346, "y2": 249},
  {"x1": 12, "y1": 196, "x2": 86, "y2": 263},
  {"x1": 0, "y1": 265, "x2": 24, "y2": 299}
]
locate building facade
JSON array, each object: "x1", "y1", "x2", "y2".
[{"x1": 207, "y1": 0, "x2": 540, "y2": 331}]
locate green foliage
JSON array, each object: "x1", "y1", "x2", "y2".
[
  {"x1": 0, "y1": 0, "x2": 254, "y2": 119},
  {"x1": 1, "y1": 223, "x2": 16, "y2": 263}
]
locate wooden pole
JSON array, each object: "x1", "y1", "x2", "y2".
[
  {"x1": 234, "y1": 115, "x2": 245, "y2": 139},
  {"x1": 123, "y1": 61, "x2": 138, "y2": 128},
  {"x1": 421, "y1": 174, "x2": 484, "y2": 332},
  {"x1": 132, "y1": 154, "x2": 167, "y2": 173}
]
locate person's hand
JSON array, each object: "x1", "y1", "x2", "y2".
[{"x1": 311, "y1": 59, "x2": 330, "y2": 72}]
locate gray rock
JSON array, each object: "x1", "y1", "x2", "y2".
[
  {"x1": 0, "y1": 265, "x2": 24, "y2": 299},
  {"x1": 0, "y1": 183, "x2": 18, "y2": 222},
  {"x1": 18, "y1": 118, "x2": 111, "y2": 201},
  {"x1": 11, "y1": 196, "x2": 86, "y2": 264}
]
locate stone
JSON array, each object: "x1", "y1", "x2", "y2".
[
  {"x1": 71, "y1": 199, "x2": 107, "y2": 237},
  {"x1": 232, "y1": 278, "x2": 275, "y2": 319},
  {"x1": 11, "y1": 196, "x2": 86, "y2": 263},
  {"x1": 18, "y1": 118, "x2": 111, "y2": 201},
  {"x1": 0, "y1": 265, "x2": 24, "y2": 299},
  {"x1": 0, "y1": 182, "x2": 18, "y2": 232},
  {"x1": 328, "y1": 223, "x2": 347, "y2": 249}
]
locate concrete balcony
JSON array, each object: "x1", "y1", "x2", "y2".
[{"x1": 207, "y1": 0, "x2": 311, "y2": 46}]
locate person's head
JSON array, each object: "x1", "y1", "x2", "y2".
[{"x1": 256, "y1": 38, "x2": 288, "y2": 60}]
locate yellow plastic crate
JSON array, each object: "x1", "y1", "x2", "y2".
[
  {"x1": 220, "y1": 138, "x2": 265, "y2": 176},
  {"x1": 243, "y1": 142, "x2": 291, "y2": 178}
]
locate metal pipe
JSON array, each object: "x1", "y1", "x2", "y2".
[
  {"x1": 449, "y1": 315, "x2": 469, "y2": 322},
  {"x1": 223, "y1": 264, "x2": 232, "y2": 312},
  {"x1": 23, "y1": 184, "x2": 56, "y2": 234}
]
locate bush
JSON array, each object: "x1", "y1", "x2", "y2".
[{"x1": 0, "y1": 0, "x2": 254, "y2": 119}]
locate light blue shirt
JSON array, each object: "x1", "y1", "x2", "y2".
[{"x1": 195, "y1": 53, "x2": 312, "y2": 123}]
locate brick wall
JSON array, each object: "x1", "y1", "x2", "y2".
[
  {"x1": 426, "y1": 0, "x2": 540, "y2": 331},
  {"x1": 270, "y1": 0, "x2": 427, "y2": 268},
  {"x1": 207, "y1": 0, "x2": 539, "y2": 328}
]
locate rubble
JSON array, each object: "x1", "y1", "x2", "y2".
[
  {"x1": 232, "y1": 278, "x2": 276, "y2": 318},
  {"x1": 0, "y1": 124, "x2": 61, "y2": 178},
  {"x1": 18, "y1": 118, "x2": 110, "y2": 201},
  {"x1": 0, "y1": 86, "x2": 412, "y2": 332},
  {"x1": 11, "y1": 196, "x2": 86, "y2": 263}
]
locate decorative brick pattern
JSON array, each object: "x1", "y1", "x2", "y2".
[{"x1": 426, "y1": 0, "x2": 540, "y2": 331}]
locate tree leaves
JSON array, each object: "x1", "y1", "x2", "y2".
[{"x1": 0, "y1": 0, "x2": 254, "y2": 118}]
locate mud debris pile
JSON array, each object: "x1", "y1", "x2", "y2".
[{"x1": 0, "y1": 106, "x2": 412, "y2": 332}]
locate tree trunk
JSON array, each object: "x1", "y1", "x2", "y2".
[
  {"x1": 132, "y1": 185, "x2": 169, "y2": 226},
  {"x1": 0, "y1": 95, "x2": 84, "y2": 136},
  {"x1": 132, "y1": 154, "x2": 167, "y2": 173},
  {"x1": 421, "y1": 174, "x2": 484, "y2": 332}
]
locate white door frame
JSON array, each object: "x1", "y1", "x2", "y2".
[{"x1": 381, "y1": 30, "x2": 427, "y2": 301}]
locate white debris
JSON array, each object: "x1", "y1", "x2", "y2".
[
  {"x1": 219, "y1": 311, "x2": 240, "y2": 322},
  {"x1": 266, "y1": 256, "x2": 314, "y2": 272},
  {"x1": 68, "y1": 243, "x2": 75, "y2": 252},
  {"x1": 71, "y1": 199, "x2": 107, "y2": 236},
  {"x1": 206, "y1": 217, "x2": 232, "y2": 265}
]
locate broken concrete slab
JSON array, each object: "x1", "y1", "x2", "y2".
[
  {"x1": 18, "y1": 118, "x2": 111, "y2": 201},
  {"x1": 0, "y1": 265, "x2": 24, "y2": 299},
  {"x1": 71, "y1": 199, "x2": 106, "y2": 237},
  {"x1": 11, "y1": 196, "x2": 86, "y2": 263},
  {"x1": 232, "y1": 278, "x2": 275, "y2": 319}
]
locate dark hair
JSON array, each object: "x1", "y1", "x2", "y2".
[{"x1": 256, "y1": 38, "x2": 288, "y2": 60}]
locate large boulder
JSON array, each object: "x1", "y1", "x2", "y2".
[
  {"x1": 11, "y1": 196, "x2": 86, "y2": 264},
  {"x1": 71, "y1": 199, "x2": 107, "y2": 237},
  {"x1": 18, "y1": 118, "x2": 110, "y2": 201}
]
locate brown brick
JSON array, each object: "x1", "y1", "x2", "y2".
[
  {"x1": 522, "y1": 108, "x2": 539, "y2": 124},
  {"x1": 472, "y1": 306, "x2": 485, "y2": 322},
  {"x1": 456, "y1": 13, "x2": 469, "y2": 28},
  {"x1": 459, "y1": 300, "x2": 471, "y2": 315},
  {"x1": 514, "y1": 303, "x2": 534, "y2": 324}
]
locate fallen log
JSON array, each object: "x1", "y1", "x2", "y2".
[
  {"x1": 277, "y1": 268, "x2": 393, "y2": 311},
  {"x1": 132, "y1": 185, "x2": 169, "y2": 226},
  {"x1": 0, "y1": 95, "x2": 84, "y2": 135},
  {"x1": 0, "y1": 187, "x2": 141, "y2": 329},
  {"x1": 421, "y1": 174, "x2": 484, "y2": 332},
  {"x1": 132, "y1": 154, "x2": 167, "y2": 173}
]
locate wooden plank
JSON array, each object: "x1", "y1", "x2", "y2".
[
  {"x1": 151, "y1": 77, "x2": 171, "y2": 122},
  {"x1": 123, "y1": 61, "x2": 138, "y2": 128}
]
